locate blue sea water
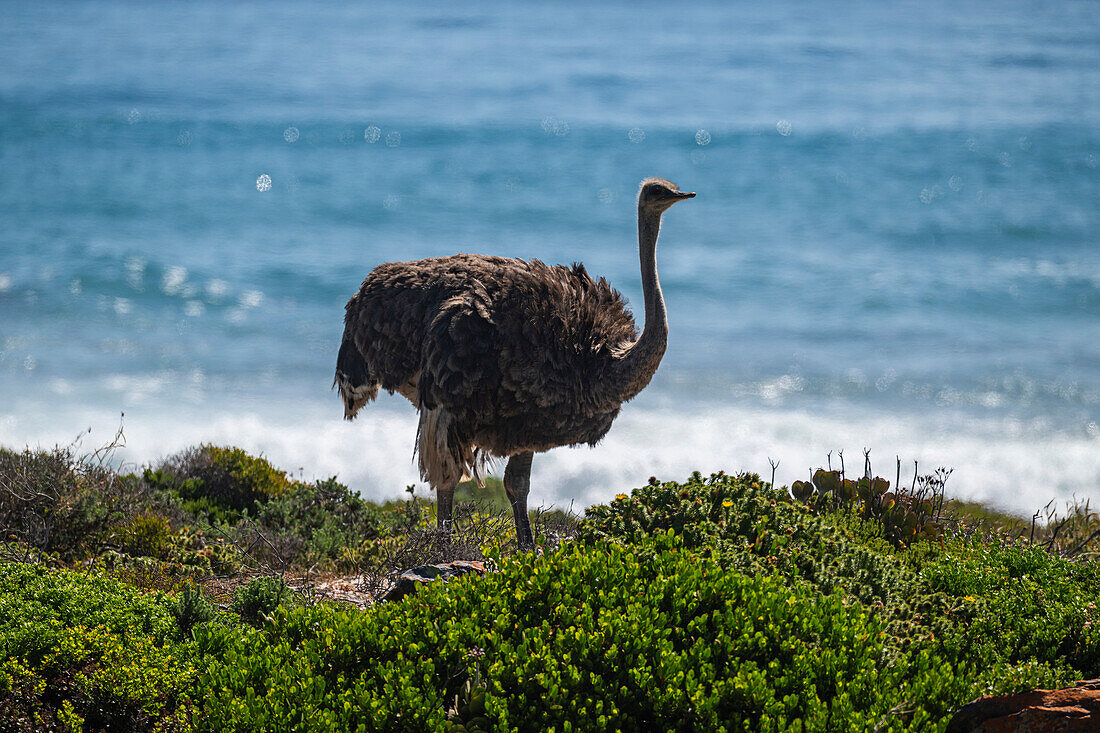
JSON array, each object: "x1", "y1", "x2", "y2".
[{"x1": 1, "y1": 0, "x2": 1098, "y2": 513}]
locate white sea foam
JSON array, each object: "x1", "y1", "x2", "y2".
[{"x1": 1, "y1": 398, "x2": 1096, "y2": 517}]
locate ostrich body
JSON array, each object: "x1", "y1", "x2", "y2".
[{"x1": 335, "y1": 177, "x2": 694, "y2": 548}]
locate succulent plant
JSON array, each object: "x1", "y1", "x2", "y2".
[{"x1": 789, "y1": 467, "x2": 944, "y2": 548}]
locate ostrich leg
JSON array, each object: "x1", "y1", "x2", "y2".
[
  {"x1": 504, "y1": 452, "x2": 535, "y2": 550},
  {"x1": 436, "y1": 476, "x2": 459, "y2": 536}
]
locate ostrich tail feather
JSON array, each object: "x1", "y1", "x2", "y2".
[{"x1": 415, "y1": 406, "x2": 493, "y2": 490}]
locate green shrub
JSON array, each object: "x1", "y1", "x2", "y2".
[
  {"x1": 116, "y1": 511, "x2": 174, "y2": 560},
  {"x1": 920, "y1": 544, "x2": 1100, "y2": 678},
  {"x1": 231, "y1": 576, "x2": 297, "y2": 627},
  {"x1": 197, "y1": 534, "x2": 897, "y2": 732},
  {"x1": 575, "y1": 471, "x2": 1090, "y2": 716},
  {"x1": 579, "y1": 471, "x2": 913, "y2": 613},
  {"x1": 168, "y1": 584, "x2": 220, "y2": 639},
  {"x1": 206, "y1": 445, "x2": 290, "y2": 503},
  {"x1": 165, "y1": 526, "x2": 241, "y2": 576},
  {"x1": 251, "y1": 477, "x2": 386, "y2": 571},
  {"x1": 150, "y1": 445, "x2": 290, "y2": 518},
  {"x1": 0, "y1": 563, "x2": 197, "y2": 731},
  {"x1": 144, "y1": 468, "x2": 239, "y2": 526},
  {"x1": 580, "y1": 471, "x2": 778, "y2": 549}
]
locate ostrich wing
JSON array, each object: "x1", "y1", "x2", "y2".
[{"x1": 419, "y1": 283, "x2": 500, "y2": 414}]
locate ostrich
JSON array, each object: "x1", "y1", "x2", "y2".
[{"x1": 335, "y1": 177, "x2": 694, "y2": 549}]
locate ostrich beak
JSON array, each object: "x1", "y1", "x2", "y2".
[{"x1": 674, "y1": 191, "x2": 696, "y2": 200}]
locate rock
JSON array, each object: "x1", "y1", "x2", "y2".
[
  {"x1": 946, "y1": 679, "x2": 1100, "y2": 733},
  {"x1": 381, "y1": 560, "x2": 487, "y2": 602}
]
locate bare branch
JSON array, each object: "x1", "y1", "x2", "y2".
[{"x1": 1065, "y1": 527, "x2": 1100, "y2": 559}]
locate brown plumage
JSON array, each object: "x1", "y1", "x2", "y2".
[{"x1": 335, "y1": 177, "x2": 695, "y2": 548}]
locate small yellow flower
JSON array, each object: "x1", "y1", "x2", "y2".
[
  {"x1": 615, "y1": 493, "x2": 628, "y2": 501},
  {"x1": 722, "y1": 501, "x2": 734, "y2": 508}
]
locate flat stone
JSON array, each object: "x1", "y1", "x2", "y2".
[
  {"x1": 946, "y1": 679, "x2": 1100, "y2": 733},
  {"x1": 381, "y1": 560, "x2": 487, "y2": 602}
]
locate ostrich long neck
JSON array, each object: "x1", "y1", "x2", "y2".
[{"x1": 611, "y1": 206, "x2": 667, "y2": 402}]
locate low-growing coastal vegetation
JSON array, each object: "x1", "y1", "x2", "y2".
[{"x1": 0, "y1": 438, "x2": 1097, "y2": 731}]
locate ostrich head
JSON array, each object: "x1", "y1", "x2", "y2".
[{"x1": 638, "y1": 177, "x2": 695, "y2": 213}]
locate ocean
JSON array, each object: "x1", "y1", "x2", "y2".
[{"x1": 1, "y1": 0, "x2": 1097, "y2": 514}]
